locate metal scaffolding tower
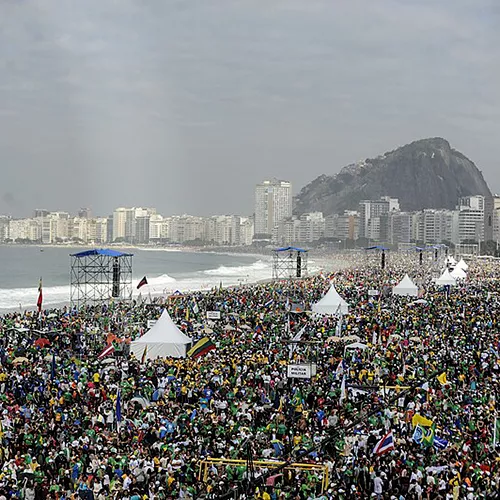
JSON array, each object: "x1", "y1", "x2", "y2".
[
  {"x1": 272, "y1": 246, "x2": 308, "y2": 280},
  {"x1": 70, "y1": 249, "x2": 133, "y2": 308}
]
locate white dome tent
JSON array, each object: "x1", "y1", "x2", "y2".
[
  {"x1": 312, "y1": 284, "x2": 349, "y2": 315},
  {"x1": 130, "y1": 309, "x2": 192, "y2": 361},
  {"x1": 392, "y1": 274, "x2": 419, "y2": 297},
  {"x1": 455, "y1": 258, "x2": 469, "y2": 271}
]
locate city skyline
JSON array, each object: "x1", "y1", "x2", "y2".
[{"x1": 1, "y1": 1, "x2": 499, "y2": 218}]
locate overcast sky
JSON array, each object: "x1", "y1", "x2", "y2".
[{"x1": 0, "y1": 0, "x2": 499, "y2": 217}]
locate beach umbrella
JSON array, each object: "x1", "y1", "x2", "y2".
[
  {"x1": 344, "y1": 335, "x2": 361, "y2": 342},
  {"x1": 202, "y1": 327, "x2": 214, "y2": 334},
  {"x1": 412, "y1": 299, "x2": 428, "y2": 305},
  {"x1": 12, "y1": 357, "x2": 30, "y2": 364},
  {"x1": 326, "y1": 336, "x2": 342, "y2": 343}
]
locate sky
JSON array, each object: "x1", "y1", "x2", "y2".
[{"x1": 0, "y1": 0, "x2": 499, "y2": 218}]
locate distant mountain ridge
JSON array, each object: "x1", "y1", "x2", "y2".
[{"x1": 294, "y1": 138, "x2": 492, "y2": 215}]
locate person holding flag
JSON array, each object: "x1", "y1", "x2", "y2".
[{"x1": 37, "y1": 277, "x2": 43, "y2": 312}]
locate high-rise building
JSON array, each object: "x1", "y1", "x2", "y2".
[
  {"x1": 458, "y1": 195, "x2": 485, "y2": 243},
  {"x1": 33, "y1": 209, "x2": 49, "y2": 218},
  {"x1": 0, "y1": 216, "x2": 10, "y2": 242},
  {"x1": 298, "y1": 212, "x2": 325, "y2": 243},
  {"x1": 493, "y1": 195, "x2": 500, "y2": 244},
  {"x1": 135, "y1": 216, "x2": 151, "y2": 244},
  {"x1": 78, "y1": 208, "x2": 92, "y2": 219},
  {"x1": 112, "y1": 208, "x2": 128, "y2": 242},
  {"x1": 358, "y1": 197, "x2": 399, "y2": 241},
  {"x1": 254, "y1": 180, "x2": 292, "y2": 237}
]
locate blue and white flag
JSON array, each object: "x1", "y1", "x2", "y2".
[
  {"x1": 116, "y1": 390, "x2": 122, "y2": 424},
  {"x1": 433, "y1": 436, "x2": 449, "y2": 451},
  {"x1": 412, "y1": 425, "x2": 424, "y2": 445}
]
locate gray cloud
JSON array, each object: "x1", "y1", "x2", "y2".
[{"x1": 0, "y1": 0, "x2": 499, "y2": 217}]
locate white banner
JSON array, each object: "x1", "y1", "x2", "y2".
[
  {"x1": 206, "y1": 311, "x2": 221, "y2": 320},
  {"x1": 287, "y1": 364, "x2": 317, "y2": 379}
]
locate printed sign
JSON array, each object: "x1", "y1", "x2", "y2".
[
  {"x1": 206, "y1": 311, "x2": 221, "y2": 320},
  {"x1": 287, "y1": 364, "x2": 317, "y2": 379}
]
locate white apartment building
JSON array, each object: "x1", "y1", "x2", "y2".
[
  {"x1": 239, "y1": 217, "x2": 254, "y2": 246},
  {"x1": 298, "y1": 212, "x2": 325, "y2": 243},
  {"x1": 412, "y1": 209, "x2": 459, "y2": 245},
  {"x1": 254, "y1": 180, "x2": 292, "y2": 236},
  {"x1": 359, "y1": 197, "x2": 399, "y2": 240},
  {"x1": 8, "y1": 218, "x2": 41, "y2": 242},
  {"x1": 149, "y1": 215, "x2": 170, "y2": 242},
  {"x1": 458, "y1": 195, "x2": 485, "y2": 243},
  {"x1": 388, "y1": 212, "x2": 413, "y2": 245},
  {"x1": 493, "y1": 195, "x2": 500, "y2": 244},
  {"x1": 273, "y1": 217, "x2": 300, "y2": 246}
]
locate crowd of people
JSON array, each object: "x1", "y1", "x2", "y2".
[{"x1": 0, "y1": 252, "x2": 499, "y2": 499}]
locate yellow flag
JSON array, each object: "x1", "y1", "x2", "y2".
[
  {"x1": 437, "y1": 372, "x2": 447, "y2": 385},
  {"x1": 412, "y1": 413, "x2": 434, "y2": 428}
]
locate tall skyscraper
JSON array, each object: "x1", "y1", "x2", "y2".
[{"x1": 254, "y1": 179, "x2": 292, "y2": 236}]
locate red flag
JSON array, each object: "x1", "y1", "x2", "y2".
[
  {"x1": 137, "y1": 276, "x2": 148, "y2": 289},
  {"x1": 37, "y1": 278, "x2": 43, "y2": 312}
]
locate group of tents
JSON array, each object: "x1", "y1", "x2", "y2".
[{"x1": 127, "y1": 256, "x2": 469, "y2": 362}]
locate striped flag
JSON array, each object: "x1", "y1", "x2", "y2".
[
  {"x1": 137, "y1": 276, "x2": 148, "y2": 289},
  {"x1": 187, "y1": 337, "x2": 216, "y2": 358},
  {"x1": 372, "y1": 430, "x2": 395, "y2": 455},
  {"x1": 98, "y1": 343, "x2": 115, "y2": 360}
]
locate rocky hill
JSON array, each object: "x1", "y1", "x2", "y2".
[{"x1": 294, "y1": 138, "x2": 492, "y2": 215}]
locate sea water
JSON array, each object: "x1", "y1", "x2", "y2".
[{"x1": 0, "y1": 245, "x2": 271, "y2": 312}]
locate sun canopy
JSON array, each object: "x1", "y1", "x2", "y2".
[
  {"x1": 312, "y1": 284, "x2": 349, "y2": 315},
  {"x1": 455, "y1": 258, "x2": 469, "y2": 271},
  {"x1": 435, "y1": 269, "x2": 457, "y2": 286},
  {"x1": 71, "y1": 248, "x2": 133, "y2": 258},
  {"x1": 392, "y1": 274, "x2": 419, "y2": 297},
  {"x1": 130, "y1": 310, "x2": 192, "y2": 361}
]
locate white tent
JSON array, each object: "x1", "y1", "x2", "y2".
[
  {"x1": 312, "y1": 284, "x2": 349, "y2": 315},
  {"x1": 392, "y1": 274, "x2": 419, "y2": 297},
  {"x1": 451, "y1": 267, "x2": 467, "y2": 280},
  {"x1": 130, "y1": 310, "x2": 192, "y2": 361},
  {"x1": 455, "y1": 258, "x2": 469, "y2": 271},
  {"x1": 435, "y1": 269, "x2": 457, "y2": 287},
  {"x1": 446, "y1": 256, "x2": 457, "y2": 267}
]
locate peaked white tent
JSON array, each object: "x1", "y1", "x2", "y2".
[
  {"x1": 130, "y1": 310, "x2": 192, "y2": 361},
  {"x1": 455, "y1": 258, "x2": 469, "y2": 271},
  {"x1": 312, "y1": 284, "x2": 349, "y2": 315},
  {"x1": 445, "y1": 256, "x2": 457, "y2": 267},
  {"x1": 451, "y1": 267, "x2": 467, "y2": 280},
  {"x1": 392, "y1": 274, "x2": 419, "y2": 297},
  {"x1": 435, "y1": 269, "x2": 457, "y2": 287}
]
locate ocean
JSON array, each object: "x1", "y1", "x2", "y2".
[{"x1": 0, "y1": 245, "x2": 271, "y2": 312}]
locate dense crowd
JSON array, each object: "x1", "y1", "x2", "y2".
[{"x1": 0, "y1": 253, "x2": 499, "y2": 499}]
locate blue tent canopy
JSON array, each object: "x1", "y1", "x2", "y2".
[
  {"x1": 364, "y1": 245, "x2": 389, "y2": 251},
  {"x1": 71, "y1": 249, "x2": 133, "y2": 258},
  {"x1": 274, "y1": 246, "x2": 308, "y2": 253}
]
